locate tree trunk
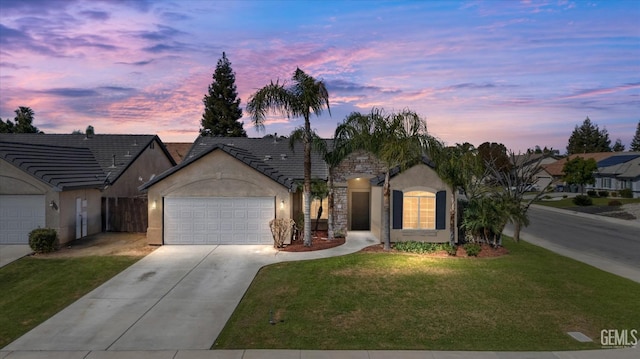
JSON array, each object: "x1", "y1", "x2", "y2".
[
  {"x1": 513, "y1": 221, "x2": 521, "y2": 242},
  {"x1": 327, "y1": 168, "x2": 335, "y2": 241},
  {"x1": 303, "y1": 117, "x2": 312, "y2": 247},
  {"x1": 450, "y1": 190, "x2": 456, "y2": 246},
  {"x1": 382, "y1": 171, "x2": 391, "y2": 251}
]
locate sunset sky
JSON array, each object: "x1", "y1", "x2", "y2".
[{"x1": 1, "y1": 0, "x2": 638, "y2": 153}]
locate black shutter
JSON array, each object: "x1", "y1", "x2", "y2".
[
  {"x1": 392, "y1": 190, "x2": 403, "y2": 229},
  {"x1": 436, "y1": 190, "x2": 446, "y2": 230}
]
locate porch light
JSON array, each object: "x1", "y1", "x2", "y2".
[
  {"x1": 152, "y1": 200, "x2": 157, "y2": 209},
  {"x1": 280, "y1": 200, "x2": 285, "y2": 209}
]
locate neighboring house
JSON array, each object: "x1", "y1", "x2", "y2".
[
  {"x1": 164, "y1": 142, "x2": 193, "y2": 164},
  {"x1": 542, "y1": 152, "x2": 617, "y2": 191},
  {"x1": 512, "y1": 153, "x2": 559, "y2": 191},
  {"x1": 140, "y1": 136, "x2": 453, "y2": 245},
  {"x1": 0, "y1": 134, "x2": 176, "y2": 239},
  {"x1": 0, "y1": 142, "x2": 104, "y2": 244},
  {"x1": 588, "y1": 153, "x2": 640, "y2": 198}
]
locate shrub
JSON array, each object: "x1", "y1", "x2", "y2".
[
  {"x1": 619, "y1": 188, "x2": 633, "y2": 198},
  {"x1": 572, "y1": 195, "x2": 593, "y2": 206},
  {"x1": 611, "y1": 192, "x2": 618, "y2": 197},
  {"x1": 562, "y1": 195, "x2": 568, "y2": 198},
  {"x1": 446, "y1": 245, "x2": 457, "y2": 256},
  {"x1": 463, "y1": 243, "x2": 481, "y2": 257},
  {"x1": 598, "y1": 190, "x2": 609, "y2": 198},
  {"x1": 394, "y1": 241, "x2": 453, "y2": 254},
  {"x1": 608, "y1": 200, "x2": 622, "y2": 207},
  {"x1": 28, "y1": 228, "x2": 58, "y2": 253},
  {"x1": 586, "y1": 190, "x2": 597, "y2": 197}
]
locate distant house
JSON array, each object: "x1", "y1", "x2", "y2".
[
  {"x1": 588, "y1": 153, "x2": 640, "y2": 198},
  {"x1": 542, "y1": 152, "x2": 618, "y2": 191},
  {"x1": 140, "y1": 136, "x2": 453, "y2": 246},
  {"x1": 0, "y1": 134, "x2": 176, "y2": 244},
  {"x1": 164, "y1": 143, "x2": 193, "y2": 164},
  {"x1": 512, "y1": 153, "x2": 559, "y2": 191}
]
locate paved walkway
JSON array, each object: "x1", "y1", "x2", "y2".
[{"x1": 2, "y1": 228, "x2": 638, "y2": 358}]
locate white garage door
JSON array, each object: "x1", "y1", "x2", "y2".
[
  {"x1": 0, "y1": 195, "x2": 46, "y2": 244},
  {"x1": 164, "y1": 197, "x2": 274, "y2": 244}
]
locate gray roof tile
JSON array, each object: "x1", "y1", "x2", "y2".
[{"x1": 0, "y1": 141, "x2": 106, "y2": 190}]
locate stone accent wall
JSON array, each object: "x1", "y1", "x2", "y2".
[{"x1": 332, "y1": 150, "x2": 387, "y2": 235}]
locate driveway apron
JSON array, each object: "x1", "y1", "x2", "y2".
[{"x1": 4, "y1": 233, "x2": 377, "y2": 351}]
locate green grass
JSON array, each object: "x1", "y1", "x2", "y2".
[
  {"x1": 215, "y1": 239, "x2": 640, "y2": 351},
  {"x1": 535, "y1": 197, "x2": 640, "y2": 208},
  {"x1": 0, "y1": 256, "x2": 140, "y2": 348}
]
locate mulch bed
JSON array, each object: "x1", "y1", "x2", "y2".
[
  {"x1": 361, "y1": 243, "x2": 509, "y2": 258},
  {"x1": 278, "y1": 231, "x2": 346, "y2": 252}
]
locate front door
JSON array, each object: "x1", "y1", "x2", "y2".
[
  {"x1": 76, "y1": 198, "x2": 87, "y2": 239},
  {"x1": 351, "y1": 192, "x2": 370, "y2": 230}
]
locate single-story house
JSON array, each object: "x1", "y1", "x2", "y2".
[
  {"x1": 512, "y1": 153, "x2": 559, "y2": 191},
  {"x1": 0, "y1": 134, "x2": 176, "y2": 243},
  {"x1": 587, "y1": 153, "x2": 640, "y2": 198},
  {"x1": 140, "y1": 136, "x2": 454, "y2": 245},
  {"x1": 542, "y1": 152, "x2": 618, "y2": 191}
]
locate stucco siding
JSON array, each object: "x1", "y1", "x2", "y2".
[
  {"x1": 103, "y1": 139, "x2": 174, "y2": 198},
  {"x1": 146, "y1": 150, "x2": 292, "y2": 245},
  {"x1": 388, "y1": 164, "x2": 453, "y2": 243}
]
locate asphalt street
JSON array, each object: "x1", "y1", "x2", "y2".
[{"x1": 510, "y1": 205, "x2": 640, "y2": 270}]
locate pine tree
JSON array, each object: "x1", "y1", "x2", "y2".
[
  {"x1": 631, "y1": 120, "x2": 640, "y2": 152},
  {"x1": 612, "y1": 139, "x2": 625, "y2": 152},
  {"x1": 566, "y1": 117, "x2": 611, "y2": 154},
  {"x1": 200, "y1": 52, "x2": 246, "y2": 137}
]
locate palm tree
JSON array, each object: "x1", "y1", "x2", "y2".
[
  {"x1": 335, "y1": 108, "x2": 429, "y2": 250},
  {"x1": 247, "y1": 68, "x2": 330, "y2": 246}
]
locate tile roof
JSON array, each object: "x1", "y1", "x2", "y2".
[
  {"x1": 140, "y1": 142, "x2": 296, "y2": 190},
  {"x1": 596, "y1": 154, "x2": 640, "y2": 179},
  {"x1": 164, "y1": 142, "x2": 193, "y2": 164},
  {"x1": 0, "y1": 141, "x2": 106, "y2": 190},
  {"x1": 187, "y1": 136, "x2": 330, "y2": 180},
  {"x1": 0, "y1": 133, "x2": 175, "y2": 184}
]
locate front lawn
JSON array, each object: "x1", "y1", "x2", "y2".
[
  {"x1": 0, "y1": 256, "x2": 140, "y2": 348},
  {"x1": 215, "y1": 239, "x2": 640, "y2": 351}
]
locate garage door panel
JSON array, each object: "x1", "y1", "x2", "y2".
[
  {"x1": 164, "y1": 197, "x2": 274, "y2": 245},
  {"x1": 0, "y1": 195, "x2": 46, "y2": 244}
]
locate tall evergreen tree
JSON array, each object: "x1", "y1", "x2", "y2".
[
  {"x1": 612, "y1": 139, "x2": 625, "y2": 152},
  {"x1": 200, "y1": 52, "x2": 246, "y2": 137},
  {"x1": 631, "y1": 120, "x2": 640, "y2": 152},
  {"x1": 566, "y1": 117, "x2": 611, "y2": 154}
]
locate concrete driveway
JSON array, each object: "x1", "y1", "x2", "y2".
[
  {"x1": 3, "y1": 232, "x2": 377, "y2": 351},
  {"x1": 0, "y1": 245, "x2": 32, "y2": 268}
]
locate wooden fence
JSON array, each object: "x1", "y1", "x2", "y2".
[{"x1": 102, "y1": 197, "x2": 148, "y2": 232}]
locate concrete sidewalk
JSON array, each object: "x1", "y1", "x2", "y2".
[{"x1": 0, "y1": 347, "x2": 637, "y2": 358}]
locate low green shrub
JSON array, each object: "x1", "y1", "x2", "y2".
[
  {"x1": 611, "y1": 192, "x2": 618, "y2": 197},
  {"x1": 562, "y1": 195, "x2": 568, "y2": 198},
  {"x1": 543, "y1": 195, "x2": 552, "y2": 200},
  {"x1": 586, "y1": 190, "x2": 597, "y2": 197},
  {"x1": 394, "y1": 241, "x2": 454, "y2": 254},
  {"x1": 573, "y1": 195, "x2": 593, "y2": 206},
  {"x1": 619, "y1": 188, "x2": 633, "y2": 198},
  {"x1": 463, "y1": 243, "x2": 481, "y2": 257},
  {"x1": 446, "y1": 245, "x2": 458, "y2": 256},
  {"x1": 28, "y1": 228, "x2": 58, "y2": 254},
  {"x1": 608, "y1": 200, "x2": 622, "y2": 206},
  {"x1": 598, "y1": 190, "x2": 609, "y2": 198}
]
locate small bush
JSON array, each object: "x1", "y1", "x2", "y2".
[
  {"x1": 608, "y1": 200, "x2": 622, "y2": 207},
  {"x1": 543, "y1": 195, "x2": 552, "y2": 200},
  {"x1": 598, "y1": 190, "x2": 609, "y2": 198},
  {"x1": 573, "y1": 195, "x2": 593, "y2": 206},
  {"x1": 562, "y1": 195, "x2": 568, "y2": 199},
  {"x1": 586, "y1": 190, "x2": 597, "y2": 197},
  {"x1": 28, "y1": 228, "x2": 58, "y2": 253},
  {"x1": 611, "y1": 192, "x2": 618, "y2": 197},
  {"x1": 394, "y1": 241, "x2": 453, "y2": 254},
  {"x1": 463, "y1": 243, "x2": 481, "y2": 257},
  {"x1": 446, "y1": 245, "x2": 458, "y2": 256},
  {"x1": 619, "y1": 188, "x2": 633, "y2": 198}
]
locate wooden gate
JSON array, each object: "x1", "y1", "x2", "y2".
[{"x1": 102, "y1": 197, "x2": 148, "y2": 232}]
